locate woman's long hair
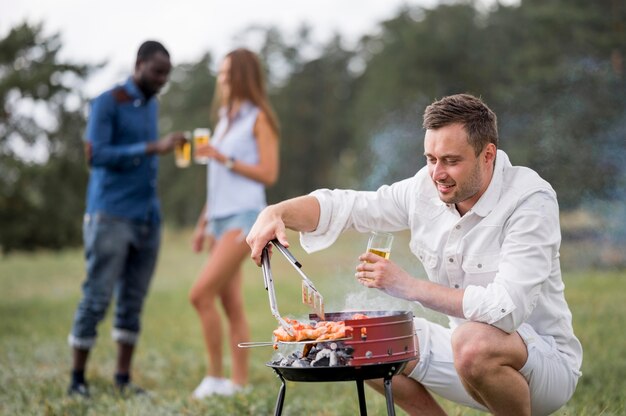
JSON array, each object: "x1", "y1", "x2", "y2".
[{"x1": 211, "y1": 48, "x2": 279, "y2": 136}]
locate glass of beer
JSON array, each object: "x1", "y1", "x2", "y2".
[
  {"x1": 193, "y1": 128, "x2": 211, "y2": 164},
  {"x1": 174, "y1": 131, "x2": 191, "y2": 168},
  {"x1": 366, "y1": 231, "x2": 394, "y2": 260}
]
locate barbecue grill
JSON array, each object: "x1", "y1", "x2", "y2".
[{"x1": 255, "y1": 241, "x2": 419, "y2": 415}]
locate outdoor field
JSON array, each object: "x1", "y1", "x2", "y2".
[{"x1": 1, "y1": 229, "x2": 624, "y2": 415}]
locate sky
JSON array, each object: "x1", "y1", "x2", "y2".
[{"x1": 0, "y1": 0, "x2": 452, "y2": 97}]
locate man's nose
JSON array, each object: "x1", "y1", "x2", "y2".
[{"x1": 432, "y1": 162, "x2": 447, "y2": 181}]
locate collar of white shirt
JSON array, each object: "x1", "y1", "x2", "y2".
[{"x1": 470, "y1": 150, "x2": 511, "y2": 218}]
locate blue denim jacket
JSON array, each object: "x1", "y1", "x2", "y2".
[{"x1": 84, "y1": 77, "x2": 160, "y2": 223}]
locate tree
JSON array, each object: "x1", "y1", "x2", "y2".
[
  {"x1": 490, "y1": 0, "x2": 626, "y2": 208},
  {"x1": 349, "y1": 4, "x2": 498, "y2": 187},
  {"x1": 0, "y1": 23, "x2": 92, "y2": 253},
  {"x1": 270, "y1": 33, "x2": 359, "y2": 198},
  {"x1": 347, "y1": 0, "x2": 625, "y2": 208}
]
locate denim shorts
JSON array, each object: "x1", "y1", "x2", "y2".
[
  {"x1": 68, "y1": 213, "x2": 160, "y2": 349},
  {"x1": 208, "y1": 209, "x2": 260, "y2": 240}
]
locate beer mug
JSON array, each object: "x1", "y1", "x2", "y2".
[
  {"x1": 174, "y1": 131, "x2": 191, "y2": 168},
  {"x1": 366, "y1": 231, "x2": 394, "y2": 260},
  {"x1": 193, "y1": 128, "x2": 211, "y2": 164}
]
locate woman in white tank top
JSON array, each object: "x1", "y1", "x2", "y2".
[{"x1": 189, "y1": 48, "x2": 280, "y2": 398}]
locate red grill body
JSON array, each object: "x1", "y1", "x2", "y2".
[
  {"x1": 259, "y1": 243, "x2": 419, "y2": 415},
  {"x1": 268, "y1": 310, "x2": 418, "y2": 416},
  {"x1": 309, "y1": 310, "x2": 418, "y2": 366}
]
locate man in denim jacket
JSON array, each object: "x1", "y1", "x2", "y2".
[{"x1": 67, "y1": 40, "x2": 185, "y2": 397}]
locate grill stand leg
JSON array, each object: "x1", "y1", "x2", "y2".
[
  {"x1": 355, "y1": 379, "x2": 368, "y2": 416},
  {"x1": 355, "y1": 377, "x2": 395, "y2": 416},
  {"x1": 273, "y1": 370, "x2": 286, "y2": 416},
  {"x1": 383, "y1": 377, "x2": 396, "y2": 416}
]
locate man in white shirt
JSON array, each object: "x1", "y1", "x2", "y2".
[{"x1": 246, "y1": 94, "x2": 582, "y2": 416}]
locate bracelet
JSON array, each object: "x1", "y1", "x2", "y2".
[{"x1": 225, "y1": 157, "x2": 235, "y2": 170}]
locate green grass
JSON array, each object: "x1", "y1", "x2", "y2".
[{"x1": 0, "y1": 228, "x2": 624, "y2": 415}]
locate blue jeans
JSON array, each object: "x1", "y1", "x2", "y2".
[{"x1": 68, "y1": 214, "x2": 160, "y2": 349}]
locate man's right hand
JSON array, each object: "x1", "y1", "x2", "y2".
[
  {"x1": 246, "y1": 205, "x2": 290, "y2": 266},
  {"x1": 247, "y1": 195, "x2": 321, "y2": 265}
]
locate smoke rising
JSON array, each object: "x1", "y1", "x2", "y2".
[{"x1": 363, "y1": 99, "x2": 429, "y2": 190}]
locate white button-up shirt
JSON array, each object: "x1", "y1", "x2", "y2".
[{"x1": 300, "y1": 150, "x2": 582, "y2": 372}]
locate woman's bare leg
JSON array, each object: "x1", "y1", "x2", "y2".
[{"x1": 189, "y1": 229, "x2": 250, "y2": 381}]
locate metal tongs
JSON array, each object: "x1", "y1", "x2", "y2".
[{"x1": 261, "y1": 239, "x2": 325, "y2": 335}]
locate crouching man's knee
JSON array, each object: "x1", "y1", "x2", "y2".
[{"x1": 451, "y1": 322, "x2": 500, "y2": 382}]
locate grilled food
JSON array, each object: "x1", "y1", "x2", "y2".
[{"x1": 273, "y1": 314, "x2": 369, "y2": 343}]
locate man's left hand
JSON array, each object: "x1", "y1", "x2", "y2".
[
  {"x1": 355, "y1": 252, "x2": 416, "y2": 300},
  {"x1": 148, "y1": 132, "x2": 187, "y2": 154}
]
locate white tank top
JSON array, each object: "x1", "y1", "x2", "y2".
[{"x1": 206, "y1": 100, "x2": 267, "y2": 220}]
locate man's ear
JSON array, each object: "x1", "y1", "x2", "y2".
[{"x1": 484, "y1": 143, "x2": 497, "y2": 165}]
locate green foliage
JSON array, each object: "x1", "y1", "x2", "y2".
[
  {"x1": 0, "y1": 23, "x2": 92, "y2": 253},
  {"x1": 487, "y1": 0, "x2": 626, "y2": 208},
  {"x1": 349, "y1": 1, "x2": 626, "y2": 198},
  {"x1": 269, "y1": 34, "x2": 359, "y2": 199},
  {"x1": 2, "y1": 0, "x2": 626, "y2": 250}
]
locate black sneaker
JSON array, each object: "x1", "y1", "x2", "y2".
[{"x1": 67, "y1": 382, "x2": 90, "y2": 398}]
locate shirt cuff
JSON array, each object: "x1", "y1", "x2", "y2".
[
  {"x1": 133, "y1": 142, "x2": 149, "y2": 155},
  {"x1": 299, "y1": 189, "x2": 355, "y2": 253},
  {"x1": 463, "y1": 283, "x2": 517, "y2": 332}
]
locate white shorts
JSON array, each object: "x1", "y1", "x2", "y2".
[{"x1": 408, "y1": 318, "x2": 580, "y2": 416}]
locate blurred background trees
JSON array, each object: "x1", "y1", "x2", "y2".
[
  {"x1": 0, "y1": 0, "x2": 624, "y2": 253},
  {"x1": 0, "y1": 23, "x2": 92, "y2": 252}
]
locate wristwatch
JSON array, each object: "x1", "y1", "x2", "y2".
[{"x1": 224, "y1": 157, "x2": 235, "y2": 170}]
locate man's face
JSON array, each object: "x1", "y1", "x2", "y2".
[
  {"x1": 134, "y1": 51, "x2": 172, "y2": 98},
  {"x1": 423, "y1": 123, "x2": 495, "y2": 215}
]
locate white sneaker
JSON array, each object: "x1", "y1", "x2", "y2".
[
  {"x1": 192, "y1": 376, "x2": 227, "y2": 399},
  {"x1": 192, "y1": 377, "x2": 246, "y2": 399},
  {"x1": 214, "y1": 379, "x2": 246, "y2": 396}
]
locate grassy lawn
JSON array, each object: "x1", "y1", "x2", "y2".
[{"x1": 0, "y1": 228, "x2": 624, "y2": 415}]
